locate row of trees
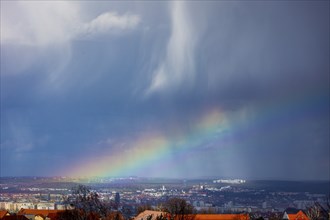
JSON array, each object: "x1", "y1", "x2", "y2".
[{"x1": 59, "y1": 185, "x2": 195, "y2": 220}]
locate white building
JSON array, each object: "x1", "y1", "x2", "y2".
[{"x1": 37, "y1": 202, "x2": 55, "y2": 210}]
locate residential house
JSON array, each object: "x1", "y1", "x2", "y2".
[{"x1": 283, "y1": 210, "x2": 310, "y2": 220}]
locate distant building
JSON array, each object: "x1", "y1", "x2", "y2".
[
  {"x1": 115, "y1": 192, "x2": 120, "y2": 205},
  {"x1": 37, "y1": 203, "x2": 54, "y2": 210},
  {"x1": 16, "y1": 203, "x2": 35, "y2": 210}
]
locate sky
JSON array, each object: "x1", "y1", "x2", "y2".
[{"x1": 1, "y1": 1, "x2": 329, "y2": 180}]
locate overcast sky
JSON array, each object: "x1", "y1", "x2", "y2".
[{"x1": 1, "y1": 1, "x2": 329, "y2": 180}]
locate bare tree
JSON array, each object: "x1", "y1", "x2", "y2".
[
  {"x1": 307, "y1": 200, "x2": 330, "y2": 220},
  {"x1": 306, "y1": 204, "x2": 321, "y2": 220},
  {"x1": 163, "y1": 198, "x2": 195, "y2": 220},
  {"x1": 156, "y1": 213, "x2": 169, "y2": 220},
  {"x1": 60, "y1": 184, "x2": 110, "y2": 220},
  {"x1": 103, "y1": 211, "x2": 125, "y2": 220}
]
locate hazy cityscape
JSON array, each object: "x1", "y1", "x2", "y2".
[{"x1": 1, "y1": 176, "x2": 329, "y2": 219}]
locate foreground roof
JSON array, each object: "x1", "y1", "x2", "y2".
[
  {"x1": 0, "y1": 210, "x2": 9, "y2": 219},
  {"x1": 134, "y1": 211, "x2": 250, "y2": 220},
  {"x1": 18, "y1": 209, "x2": 63, "y2": 217},
  {"x1": 286, "y1": 210, "x2": 309, "y2": 220},
  {"x1": 134, "y1": 210, "x2": 169, "y2": 220},
  {"x1": 174, "y1": 214, "x2": 250, "y2": 220},
  {"x1": 2, "y1": 216, "x2": 29, "y2": 220}
]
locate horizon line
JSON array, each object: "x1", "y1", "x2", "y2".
[{"x1": 0, "y1": 175, "x2": 329, "y2": 182}]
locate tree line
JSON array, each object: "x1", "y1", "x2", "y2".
[
  {"x1": 58, "y1": 184, "x2": 195, "y2": 220},
  {"x1": 57, "y1": 185, "x2": 330, "y2": 220}
]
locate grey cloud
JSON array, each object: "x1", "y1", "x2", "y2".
[
  {"x1": 78, "y1": 12, "x2": 140, "y2": 39},
  {"x1": 146, "y1": 1, "x2": 198, "y2": 95}
]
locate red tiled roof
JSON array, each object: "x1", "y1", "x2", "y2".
[
  {"x1": 0, "y1": 210, "x2": 9, "y2": 219},
  {"x1": 134, "y1": 210, "x2": 169, "y2": 220},
  {"x1": 287, "y1": 211, "x2": 309, "y2": 220},
  {"x1": 174, "y1": 214, "x2": 250, "y2": 220},
  {"x1": 2, "y1": 216, "x2": 29, "y2": 220},
  {"x1": 18, "y1": 209, "x2": 63, "y2": 217},
  {"x1": 47, "y1": 213, "x2": 58, "y2": 219}
]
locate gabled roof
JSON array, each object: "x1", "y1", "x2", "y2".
[
  {"x1": 0, "y1": 210, "x2": 9, "y2": 219},
  {"x1": 283, "y1": 212, "x2": 289, "y2": 220},
  {"x1": 284, "y1": 208, "x2": 301, "y2": 214},
  {"x1": 284, "y1": 210, "x2": 309, "y2": 220},
  {"x1": 134, "y1": 210, "x2": 169, "y2": 220}
]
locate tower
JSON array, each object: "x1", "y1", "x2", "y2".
[{"x1": 115, "y1": 192, "x2": 120, "y2": 205}]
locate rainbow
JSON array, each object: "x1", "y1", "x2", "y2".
[
  {"x1": 66, "y1": 88, "x2": 327, "y2": 178},
  {"x1": 66, "y1": 108, "x2": 231, "y2": 178}
]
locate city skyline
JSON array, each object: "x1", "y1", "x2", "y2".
[{"x1": 1, "y1": 1, "x2": 329, "y2": 180}]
